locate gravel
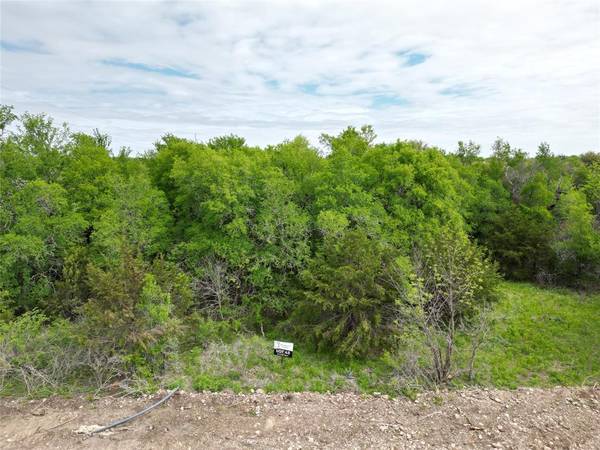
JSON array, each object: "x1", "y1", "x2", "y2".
[{"x1": 1, "y1": 386, "x2": 598, "y2": 449}]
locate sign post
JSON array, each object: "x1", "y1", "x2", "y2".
[{"x1": 273, "y1": 340, "x2": 294, "y2": 358}]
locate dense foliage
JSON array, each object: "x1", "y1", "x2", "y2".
[{"x1": 0, "y1": 105, "x2": 598, "y2": 392}]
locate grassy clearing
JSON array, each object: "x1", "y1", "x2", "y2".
[
  {"x1": 170, "y1": 336, "x2": 403, "y2": 396},
  {"x1": 472, "y1": 282, "x2": 600, "y2": 388},
  {"x1": 173, "y1": 282, "x2": 599, "y2": 395}
]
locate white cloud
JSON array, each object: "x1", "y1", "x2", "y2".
[{"x1": 1, "y1": 0, "x2": 598, "y2": 154}]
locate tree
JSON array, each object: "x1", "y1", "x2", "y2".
[
  {"x1": 536, "y1": 142, "x2": 552, "y2": 159},
  {"x1": 145, "y1": 134, "x2": 201, "y2": 205},
  {"x1": 81, "y1": 250, "x2": 180, "y2": 375},
  {"x1": 396, "y1": 228, "x2": 499, "y2": 384},
  {"x1": 293, "y1": 230, "x2": 408, "y2": 357},
  {"x1": 552, "y1": 190, "x2": 600, "y2": 287},
  {"x1": 0, "y1": 105, "x2": 17, "y2": 137},
  {"x1": 59, "y1": 133, "x2": 116, "y2": 220},
  {"x1": 0, "y1": 181, "x2": 86, "y2": 313},
  {"x1": 456, "y1": 140, "x2": 481, "y2": 163},
  {"x1": 208, "y1": 134, "x2": 246, "y2": 151},
  {"x1": 90, "y1": 172, "x2": 173, "y2": 265},
  {"x1": 491, "y1": 137, "x2": 526, "y2": 162},
  {"x1": 582, "y1": 162, "x2": 600, "y2": 216},
  {"x1": 484, "y1": 205, "x2": 555, "y2": 281},
  {"x1": 319, "y1": 125, "x2": 376, "y2": 156}
]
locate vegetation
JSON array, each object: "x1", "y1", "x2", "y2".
[
  {"x1": 474, "y1": 282, "x2": 600, "y2": 388},
  {"x1": 0, "y1": 105, "x2": 598, "y2": 396}
]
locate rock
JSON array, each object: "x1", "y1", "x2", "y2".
[
  {"x1": 256, "y1": 388, "x2": 265, "y2": 395},
  {"x1": 74, "y1": 425, "x2": 104, "y2": 435},
  {"x1": 264, "y1": 417, "x2": 275, "y2": 431}
]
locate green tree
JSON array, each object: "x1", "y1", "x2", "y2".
[
  {"x1": 81, "y1": 250, "x2": 180, "y2": 375},
  {"x1": 294, "y1": 230, "x2": 408, "y2": 357},
  {"x1": 0, "y1": 181, "x2": 86, "y2": 313},
  {"x1": 395, "y1": 227, "x2": 499, "y2": 384},
  {"x1": 90, "y1": 172, "x2": 173, "y2": 265},
  {"x1": 59, "y1": 133, "x2": 116, "y2": 220},
  {"x1": 456, "y1": 140, "x2": 481, "y2": 163},
  {"x1": 552, "y1": 191, "x2": 600, "y2": 286},
  {"x1": 0, "y1": 105, "x2": 17, "y2": 137},
  {"x1": 582, "y1": 162, "x2": 600, "y2": 215}
]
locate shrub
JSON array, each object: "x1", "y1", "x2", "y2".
[
  {"x1": 0, "y1": 312, "x2": 82, "y2": 395},
  {"x1": 293, "y1": 230, "x2": 411, "y2": 357},
  {"x1": 80, "y1": 251, "x2": 180, "y2": 377},
  {"x1": 394, "y1": 227, "x2": 500, "y2": 384}
]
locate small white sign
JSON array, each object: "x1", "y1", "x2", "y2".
[{"x1": 273, "y1": 340, "x2": 294, "y2": 357}]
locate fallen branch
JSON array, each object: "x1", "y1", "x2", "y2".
[{"x1": 45, "y1": 415, "x2": 78, "y2": 432}]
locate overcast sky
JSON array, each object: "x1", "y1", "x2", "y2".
[{"x1": 1, "y1": 0, "x2": 599, "y2": 155}]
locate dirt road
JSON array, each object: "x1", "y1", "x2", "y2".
[{"x1": 1, "y1": 387, "x2": 598, "y2": 449}]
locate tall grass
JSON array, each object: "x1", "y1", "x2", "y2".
[
  {"x1": 2, "y1": 282, "x2": 598, "y2": 397},
  {"x1": 471, "y1": 282, "x2": 600, "y2": 387}
]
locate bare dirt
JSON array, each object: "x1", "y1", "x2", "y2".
[{"x1": 1, "y1": 387, "x2": 598, "y2": 449}]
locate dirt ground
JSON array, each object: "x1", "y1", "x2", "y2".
[{"x1": 0, "y1": 387, "x2": 598, "y2": 449}]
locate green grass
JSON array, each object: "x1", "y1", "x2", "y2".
[
  {"x1": 177, "y1": 282, "x2": 600, "y2": 394},
  {"x1": 472, "y1": 282, "x2": 600, "y2": 388},
  {"x1": 4, "y1": 281, "x2": 597, "y2": 398},
  {"x1": 175, "y1": 335, "x2": 400, "y2": 396}
]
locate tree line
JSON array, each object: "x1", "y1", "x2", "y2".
[{"x1": 0, "y1": 105, "x2": 598, "y2": 390}]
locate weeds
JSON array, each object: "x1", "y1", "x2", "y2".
[{"x1": 2, "y1": 282, "x2": 598, "y2": 398}]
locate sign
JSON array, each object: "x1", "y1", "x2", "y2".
[{"x1": 273, "y1": 340, "x2": 294, "y2": 358}]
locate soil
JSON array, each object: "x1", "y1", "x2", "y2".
[{"x1": 1, "y1": 387, "x2": 598, "y2": 449}]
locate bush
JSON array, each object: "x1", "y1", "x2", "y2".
[
  {"x1": 0, "y1": 311, "x2": 127, "y2": 396},
  {"x1": 80, "y1": 251, "x2": 180, "y2": 378},
  {"x1": 0, "y1": 312, "x2": 81, "y2": 395},
  {"x1": 394, "y1": 228, "x2": 500, "y2": 384},
  {"x1": 293, "y1": 230, "x2": 411, "y2": 357}
]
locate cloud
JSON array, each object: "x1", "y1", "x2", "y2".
[
  {"x1": 0, "y1": 0, "x2": 598, "y2": 155},
  {"x1": 90, "y1": 84, "x2": 166, "y2": 96},
  {"x1": 439, "y1": 84, "x2": 481, "y2": 98}
]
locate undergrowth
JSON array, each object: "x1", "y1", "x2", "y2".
[{"x1": 2, "y1": 282, "x2": 598, "y2": 398}]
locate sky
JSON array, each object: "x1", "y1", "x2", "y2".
[{"x1": 1, "y1": 0, "x2": 599, "y2": 155}]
